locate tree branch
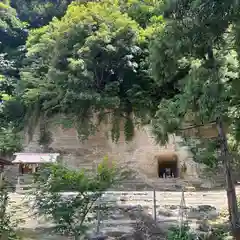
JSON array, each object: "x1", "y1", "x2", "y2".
[{"x1": 178, "y1": 120, "x2": 217, "y2": 131}]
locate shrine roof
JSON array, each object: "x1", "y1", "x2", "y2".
[{"x1": 12, "y1": 153, "x2": 60, "y2": 164}]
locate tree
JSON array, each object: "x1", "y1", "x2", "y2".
[
  {"x1": 0, "y1": 0, "x2": 26, "y2": 101},
  {"x1": 21, "y1": 0, "x2": 164, "y2": 142},
  {"x1": 0, "y1": 1, "x2": 27, "y2": 136},
  {"x1": 32, "y1": 158, "x2": 125, "y2": 239},
  {"x1": 0, "y1": 56, "x2": 24, "y2": 156},
  {"x1": 0, "y1": 0, "x2": 27, "y2": 51},
  {"x1": 0, "y1": 0, "x2": 27, "y2": 83},
  {"x1": 150, "y1": 0, "x2": 240, "y2": 238},
  {"x1": 119, "y1": 0, "x2": 164, "y2": 28},
  {"x1": 0, "y1": 124, "x2": 22, "y2": 156},
  {"x1": 11, "y1": 0, "x2": 72, "y2": 28}
]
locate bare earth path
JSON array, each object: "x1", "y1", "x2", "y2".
[{"x1": 8, "y1": 186, "x2": 240, "y2": 239}]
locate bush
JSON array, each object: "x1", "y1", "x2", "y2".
[
  {"x1": 210, "y1": 227, "x2": 230, "y2": 240},
  {"x1": 31, "y1": 157, "x2": 125, "y2": 239},
  {"x1": 167, "y1": 225, "x2": 197, "y2": 240}
]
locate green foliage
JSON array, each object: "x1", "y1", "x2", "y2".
[
  {"x1": 151, "y1": 98, "x2": 183, "y2": 144},
  {"x1": 167, "y1": 225, "x2": 196, "y2": 240},
  {"x1": 209, "y1": 228, "x2": 229, "y2": 240},
  {"x1": 149, "y1": 2, "x2": 240, "y2": 235},
  {"x1": 21, "y1": 0, "x2": 162, "y2": 141},
  {"x1": 0, "y1": 100, "x2": 26, "y2": 130},
  {"x1": 0, "y1": 123, "x2": 22, "y2": 156},
  {"x1": 0, "y1": 55, "x2": 25, "y2": 155},
  {"x1": 149, "y1": 0, "x2": 240, "y2": 146},
  {"x1": 0, "y1": 0, "x2": 27, "y2": 132},
  {"x1": 119, "y1": 0, "x2": 163, "y2": 28},
  {"x1": 180, "y1": 137, "x2": 219, "y2": 168},
  {"x1": 0, "y1": 174, "x2": 20, "y2": 240},
  {"x1": 32, "y1": 157, "x2": 124, "y2": 238},
  {"x1": 0, "y1": 1, "x2": 27, "y2": 50},
  {"x1": 2, "y1": 0, "x2": 240, "y2": 172},
  {"x1": 11, "y1": 0, "x2": 72, "y2": 27}
]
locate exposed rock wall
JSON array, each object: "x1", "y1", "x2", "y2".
[{"x1": 22, "y1": 120, "x2": 206, "y2": 185}]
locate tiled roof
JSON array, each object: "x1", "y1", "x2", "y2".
[{"x1": 12, "y1": 153, "x2": 60, "y2": 164}]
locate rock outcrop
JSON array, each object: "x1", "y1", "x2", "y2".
[{"x1": 20, "y1": 118, "x2": 215, "y2": 189}]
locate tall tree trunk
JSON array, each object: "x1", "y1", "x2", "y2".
[
  {"x1": 74, "y1": 234, "x2": 80, "y2": 240},
  {"x1": 216, "y1": 117, "x2": 240, "y2": 239}
]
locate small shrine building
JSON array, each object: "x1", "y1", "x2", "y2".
[{"x1": 12, "y1": 153, "x2": 60, "y2": 174}]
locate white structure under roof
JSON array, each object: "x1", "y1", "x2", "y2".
[{"x1": 13, "y1": 153, "x2": 60, "y2": 164}]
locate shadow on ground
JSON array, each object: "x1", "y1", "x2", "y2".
[{"x1": 17, "y1": 227, "x2": 70, "y2": 240}]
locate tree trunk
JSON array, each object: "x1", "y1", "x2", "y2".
[
  {"x1": 74, "y1": 233, "x2": 80, "y2": 240},
  {"x1": 216, "y1": 117, "x2": 240, "y2": 239}
]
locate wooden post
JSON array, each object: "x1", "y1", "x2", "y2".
[
  {"x1": 153, "y1": 188, "x2": 157, "y2": 222},
  {"x1": 96, "y1": 205, "x2": 101, "y2": 234},
  {"x1": 179, "y1": 188, "x2": 187, "y2": 231},
  {"x1": 216, "y1": 117, "x2": 240, "y2": 239},
  {"x1": 94, "y1": 148, "x2": 101, "y2": 234}
]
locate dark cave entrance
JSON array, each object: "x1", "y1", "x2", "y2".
[{"x1": 158, "y1": 160, "x2": 178, "y2": 178}]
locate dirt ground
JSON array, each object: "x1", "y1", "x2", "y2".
[{"x1": 8, "y1": 187, "x2": 240, "y2": 239}]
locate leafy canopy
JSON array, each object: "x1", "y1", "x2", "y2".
[
  {"x1": 150, "y1": 0, "x2": 240, "y2": 144},
  {"x1": 0, "y1": 0, "x2": 27, "y2": 50},
  {"x1": 11, "y1": 0, "x2": 72, "y2": 28},
  {"x1": 22, "y1": 0, "x2": 164, "y2": 142}
]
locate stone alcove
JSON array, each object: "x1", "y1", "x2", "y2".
[{"x1": 155, "y1": 152, "x2": 179, "y2": 178}]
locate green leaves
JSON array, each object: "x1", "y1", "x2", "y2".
[
  {"x1": 32, "y1": 157, "x2": 124, "y2": 237},
  {"x1": 151, "y1": 97, "x2": 183, "y2": 144},
  {"x1": 0, "y1": 123, "x2": 23, "y2": 156},
  {"x1": 149, "y1": 0, "x2": 240, "y2": 145},
  {"x1": 11, "y1": 0, "x2": 71, "y2": 28},
  {"x1": 181, "y1": 137, "x2": 219, "y2": 168},
  {"x1": 167, "y1": 225, "x2": 196, "y2": 240},
  {"x1": 0, "y1": 0, "x2": 27, "y2": 50},
  {"x1": 22, "y1": 0, "x2": 159, "y2": 141}
]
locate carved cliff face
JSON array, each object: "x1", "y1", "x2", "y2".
[
  {"x1": 23, "y1": 121, "x2": 203, "y2": 181},
  {"x1": 154, "y1": 152, "x2": 178, "y2": 163}
]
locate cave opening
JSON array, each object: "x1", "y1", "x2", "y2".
[{"x1": 158, "y1": 160, "x2": 178, "y2": 178}]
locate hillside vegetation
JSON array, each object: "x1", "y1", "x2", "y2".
[{"x1": 2, "y1": 0, "x2": 240, "y2": 238}]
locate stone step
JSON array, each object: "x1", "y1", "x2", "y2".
[{"x1": 116, "y1": 178, "x2": 189, "y2": 190}]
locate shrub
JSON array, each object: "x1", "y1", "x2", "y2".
[
  {"x1": 31, "y1": 157, "x2": 125, "y2": 239},
  {"x1": 167, "y1": 225, "x2": 197, "y2": 240}
]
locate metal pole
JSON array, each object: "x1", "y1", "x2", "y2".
[{"x1": 153, "y1": 187, "x2": 157, "y2": 222}]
